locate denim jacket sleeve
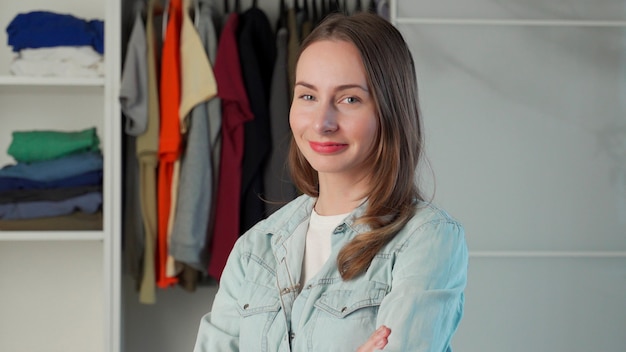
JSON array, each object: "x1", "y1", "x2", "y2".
[{"x1": 376, "y1": 217, "x2": 468, "y2": 351}]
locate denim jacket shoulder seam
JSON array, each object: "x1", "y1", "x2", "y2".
[{"x1": 395, "y1": 218, "x2": 463, "y2": 253}]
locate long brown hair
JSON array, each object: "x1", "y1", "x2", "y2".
[{"x1": 288, "y1": 12, "x2": 425, "y2": 280}]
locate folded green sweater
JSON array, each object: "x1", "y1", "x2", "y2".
[{"x1": 8, "y1": 127, "x2": 100, "y2": 162}]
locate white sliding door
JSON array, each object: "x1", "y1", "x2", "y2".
[{"x1": 393, "y1": 0, "x2": 626, "y2": 350}]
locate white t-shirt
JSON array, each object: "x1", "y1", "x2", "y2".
[{"x1": 301, "y1": 209, "x2": 349, "y2": 285}]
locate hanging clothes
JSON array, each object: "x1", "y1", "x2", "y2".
[
  {"x1": 136, "y1": 0, "x2": 163, "y2": 304},
  {"x1": 157, "y1": 0, "x2": 183, "y2": 289},
  {"x1": 286, "y1": 7, "x2": 299, "y2": 100},
  {"x1": 195, "y1": 0, "x2": 223, "y2": 271},
  {"x1": 300, "y1": 3, "x2": 313, "y2": 41},
  {"x1": 197, "y1": 0, "x2": 224, "y2": 237},
  {"x1": 119, "y1": 8, "x2": 148, "y2": 137},
  {"x1": 118, "y1": 0, "x2": 321, "y2": 290},
  {"x1": 207, "y1": 11, "x2": 254, "y2": 281},
  {"x1": 264, "y1": 22, "x2": 298, "y2": 216},
  {"x1": 237, "y1": 5, "x2": 276, "y2": 234},
  {"x1": 168, "y1": 0, "x2": 219, "y2": 289},
  {"x1": 119, "y1": 6, "x2": 148, "y2": 294},
  {"x1": 375, "y1": 0, "x2": 389, "y2": 20}
]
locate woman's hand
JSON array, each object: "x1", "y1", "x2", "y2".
[{"x1": 356, "y1": 325, "x2": 391, "y2": 352}]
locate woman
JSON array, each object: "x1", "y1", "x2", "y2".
[{"x1": 194, "y1": 12, "x2": 468, "y2": 351}]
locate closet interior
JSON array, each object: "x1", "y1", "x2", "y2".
[{"x1": 119, "y1": 0, "x2": 385, "y2": 351}]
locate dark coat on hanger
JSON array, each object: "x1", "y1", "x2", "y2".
[{"x1": 237, "y1": 6, "x2": 277, "y2": 234}]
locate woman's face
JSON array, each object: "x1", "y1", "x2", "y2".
[{"x1": 290, "y1": 39, "x2": 378, "y2": 183}]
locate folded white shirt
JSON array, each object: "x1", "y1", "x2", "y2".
[
  {"x1": 19, "y1": 46, "x2": 103, "y2": 67},
  {"x1": 10, "y1": 46, "x2": 105, "y2": 77},
  {"x1": 10, "y1": 58, "x2": 105, "y2": 77}
]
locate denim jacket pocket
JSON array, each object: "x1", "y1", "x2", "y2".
[
  {"x1": 237, "y1": 281, "x2": 281, "y2": 352},
  {"x1": 237, "y1": 281, "x2": 281, "y2": 317},
  {"x1": 314, "y1": 280, "x2": 389, "y2": 319}
]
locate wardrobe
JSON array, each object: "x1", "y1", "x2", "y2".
[
  {"x1": 1, "y1": 0, "x2": 625, "y2": 351},
  {"x1": 394, "y1": 1, "x2": 626, "y2": 350}
]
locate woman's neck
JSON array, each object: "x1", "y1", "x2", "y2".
[{"x1": 315, "y1": 173, "x2": 370, "y2": 215}]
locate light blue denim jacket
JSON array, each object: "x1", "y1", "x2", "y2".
[{"x1": 194, "y1": 195, "x2": 468, "y2": 352}]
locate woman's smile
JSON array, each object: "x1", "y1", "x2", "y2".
[{"x1": 308, "y1": 141, "x2": 349, "y2": 154}]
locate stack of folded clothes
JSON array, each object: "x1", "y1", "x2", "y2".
[
  {"x1": 5, "y1": 11, "x2": 105, "y2": 77},
  {"x1": 0, "y1": 127, "x2": 104, "y2": 231}
]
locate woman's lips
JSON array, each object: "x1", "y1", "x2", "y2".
[{"x1": 309, "y1": 141, "x2": 348, "y2": 154}]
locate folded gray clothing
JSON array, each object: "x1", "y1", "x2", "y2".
[
  {"x1": 0, "y1": 185, "x2": 102, "y2": 204},
  {"x1": 0, "y1": 191, "x2": 102, "y2": 220}
]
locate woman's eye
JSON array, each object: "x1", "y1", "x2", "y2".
[
  {"x1": 344, "y1": 96, "x2": 360, "y2": 104},
  {"x1": 300, "y1": 94, "x2": 314, "y2": 101}
]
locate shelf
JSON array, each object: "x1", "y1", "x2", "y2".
[
  {"x1": 470, "y1": 250, "x2": 626, "y2": 258},
  {"x1": 394, "y1": 18, "x2": 626, "y2": 27},
  {"x1": 0, "y1": 75, "x2": 105, "y2": 86},
  {"x1": 0, "y1": 230, "x2": 105, "y2": 241}
]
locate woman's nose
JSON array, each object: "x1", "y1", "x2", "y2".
[{"x1": 314, "y1": 103, "x2": 338, "y2": 134}]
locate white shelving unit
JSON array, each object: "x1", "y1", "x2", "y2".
[
  {"x1": 0, "y1": 0, "x2": 121, "y2": 351},
  {"x1": 0, "y1": 231, "x2": 105, "y2": 241},
  {"x1": 0, "y1": 76, "x2": 105, "y2": 86}
]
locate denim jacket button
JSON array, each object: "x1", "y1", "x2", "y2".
[
  {"x1": 333, "y1": 224, "x2": 346, "y2": 234},
  {"x1": 243, "y1": 304, "x2": 249, "y2": 310},
  {"x1": 341, "y1": 306, "x2": 347, "y2": 313}
]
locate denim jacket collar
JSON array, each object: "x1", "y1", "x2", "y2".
[{"x1": 267, "y1": 194, "x2": 372, "y2": 253}]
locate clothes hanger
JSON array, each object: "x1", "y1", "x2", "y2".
[
  {"x1": 355, "y1": 0, "x2": 362, "y2": 13},
  {"x1": 303, "y1": 0, "x2": 309, "y2": 19},
  {"x1": 368, "y1": 0, "x2": 376, "y2": 13},
  {"x1": 150, "y1": 0, "x2": 165, "y2": 21},
  {"x1": 342, "y1": 0, "x2": 347, "y2": 14},
  {"x1": 133, "y1": 0, "x2": 145, "y2": 18},
  {"x1": 235, "y1": 0, "x2": 241, "y2": 13},
  {"x1": 278, "y1": 0, "x2": 286, "y2": 28},
  {"x1": 223, "y1": 0, "x2": 229, "y2": 14},
  {"x1": 252, "y1": 0, "x2": 258, "y2": 8},
  {"x1": 192, "y1": 0, "x2": 200, "y2": 27},
  {"x1": 162, "y1": 0, "x2": 170, "y2": 39},
  {"x1": 329, "y1": 0, "x2": 339, "y2": 14},
  {"x1": 311, "y1": 0, "x2": 318, "y2": 23}
]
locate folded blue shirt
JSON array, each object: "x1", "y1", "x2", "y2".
[
  {"x1": 6, "y1": 11, "x2": 104, "y2": 54},
  {"x1": 0, "y1": 170, "x2": 102, "y2": 192},
  {"x1": 0, "y1": 152, "x2": 103, "y2": 182}
]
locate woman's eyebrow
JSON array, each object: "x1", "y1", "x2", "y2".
[{"x1": 294, "y1": 81, "x2": 369, "y2": 93}]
